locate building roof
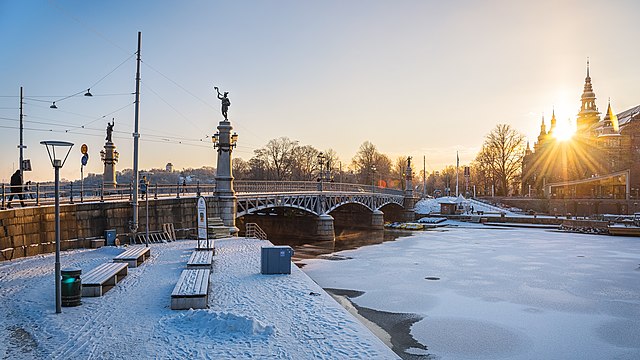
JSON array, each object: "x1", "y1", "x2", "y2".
[{"x1": 616, "y1": 104, "x2": 640, "y2": 128}]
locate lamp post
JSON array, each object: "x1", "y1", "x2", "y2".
[
  {"x1": 317, "y1": 152, "x2": 325, "y2": 191},
  {"x1": 41, "y1": 140, "x2": 73, "y2": 314},
  {"x1": 371, "y1": 165, "x2": 377, "y2": 193}
]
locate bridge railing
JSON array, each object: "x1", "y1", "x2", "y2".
[
  {"x1": 234, "y1": 180, "x2": 404, "y2": 196},
  {"x1": 1, "y1": 180, "x2": 404, "y2": 209}
]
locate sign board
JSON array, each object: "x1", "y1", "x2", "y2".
[
  {"x1": 21, "y1": 159, "x2": 32, "y2": 171},
  {"x1": 81, "y1": 153, "x2": 89, "y2": 166},
  {"x1": 197, "y1": 197, "x2": 208, "y2": 247},
  {"x1": 81, "y1": 144, "x2": 88, "y2": 154}
]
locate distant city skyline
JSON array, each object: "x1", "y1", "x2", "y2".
[{"x1": 1, "y1": 0, "x2": 639, "y2": 182}]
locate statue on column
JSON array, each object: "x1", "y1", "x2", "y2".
[
  {"x1": 214, "y1": 86, "x2": 231, "y2": 120},
  {"x1": 407, "y1": 156, "x2": 412, "y2": 169},
  {"x1": 106, "y1": 120, "x2": 114, "y2": 142}
]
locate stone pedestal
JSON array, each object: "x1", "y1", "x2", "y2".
[
  {"x1": 315, "y1": 214, "x2": 335, "y2": 241},
  {"x1": 101, "y1": 142, "x2": 119, "y2": 189},
  {"x1": 214, "y1": 120, "x2": 238, "y2": 234},
  {"x1": 371, "y1": 210, "x2": 385, "y2": 230}
]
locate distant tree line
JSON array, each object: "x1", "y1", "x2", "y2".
[{"x1": 78, "y1": 125, "x2": 526, "y2": 197}]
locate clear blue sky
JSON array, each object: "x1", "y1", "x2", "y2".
[{"x1": 1, "y1": 0, "x2": 639, "y2": 182}]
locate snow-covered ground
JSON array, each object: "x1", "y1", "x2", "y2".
[
  {"x1": 0, "y1": 238, "x2": 396, "y2": 359},
  {"x1": 302, "y1": 223, "x2": 640, "y2": 360}
]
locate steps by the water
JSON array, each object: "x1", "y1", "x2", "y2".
[{"x1": 207, "y1": 217, "x2": 232, "y2": 239}]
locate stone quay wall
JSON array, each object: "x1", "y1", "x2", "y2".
[{"x1": 0, "y1": 197, "x2": 220, "y2": 262}]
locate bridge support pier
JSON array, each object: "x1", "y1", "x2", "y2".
[
  {"x1": 371, "y1": 209, "x2": 385, "y2": 230},
  {"x1": 316, "y1": 214, "x2": 335, "y2": 241}
]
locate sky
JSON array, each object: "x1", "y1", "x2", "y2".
[{"x1": 1, "y1": 0, "x2": 639, "y2": 182}]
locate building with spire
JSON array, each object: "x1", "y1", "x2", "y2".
[{"x1": 522, "y1": 60, "x2": 640, "y2": 200}]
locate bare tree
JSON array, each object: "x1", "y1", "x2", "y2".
[
  {"x1": 254, "y1": 137, "x2": 299, "y2": 180},
  {"x1": 475, "y1": 124, "x2": 525, "y2": 196},
  {"x1": 350, "y1": 141, "x2": 392, "y2": 186}
]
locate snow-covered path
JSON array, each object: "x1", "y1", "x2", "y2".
[
  {"x1": 0, "y1": 238, "x2": 396, "y2": 359},
  {"x1": 302, "y1": 224, "x2": 640, "y2": 360}
]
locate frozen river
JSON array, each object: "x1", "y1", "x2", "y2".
[{"x1": 301, "y1": 222, "x2": 640, "y2": 360}]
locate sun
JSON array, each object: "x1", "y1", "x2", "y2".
[{"x1": 553, "y1": 123, "x2": 575, "y2": 141}]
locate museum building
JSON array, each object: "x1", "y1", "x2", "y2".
[{"x1": 522, "y1": 62, "x2": 640, "y2": 200}]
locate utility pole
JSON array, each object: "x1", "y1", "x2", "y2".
[
  {"x1": 131, "y1": 32, "x2": 142, "y2": 241},
  {"x1": 423, "y1": 155, "x2": 426, "y2": 198},
  {"x1": 19, "y1": 86, "x2": 25, "y2": 179}
]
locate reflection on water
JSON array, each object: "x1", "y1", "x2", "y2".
[{"x1": 269, "y1": 228, "x2": 412, "y2": 263}]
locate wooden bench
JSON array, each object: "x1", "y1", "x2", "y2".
[
  {"x1": 187, "y1": 250, "x2": 214, "y2": 269},
  {"x1": 171, "y1": 269, "x2": 210, "y2": 310},
  {"x1": 113, "y1": 246, "x2": 150, "y2": 268},
  {"x1": 82, "y1": 262, "x2": 129, "y2": 297}
]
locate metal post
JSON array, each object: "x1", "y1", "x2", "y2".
[
  {"x1": 80, "y1": 165, "x2": 84, "y2": 203},
  {"x1": 154, "y1": 184, "x2": 158, "y2": 199},
  {"x1": 176, "y1": 182, "x2": 180, "y2": 199},
  {"x1": 19, "y1": 87, "x2": 25, "y2": 182},
  {"x1": 145, "y1": 191, "x2": 149, "y2": 247},
  {"x1": 54, "y1": 165, "x2": 61, "y2": 314},
  {"x1": 129, "y1": 182, "x2": 132, "y2": 201},
  {"x1": 131, "y1": 31, "x2": 142, "y2": 240},
  {"x1": 100, "y1": 182, "x2": 104, "y2": 202},
  {"x1": 36, "y1": 183, "x2": 39, "y2": 206},
  {"x1": 197, "y1": 181, "x2": 201, "y2": 197},
  {"x1": 1, "y1": 184, "x2": 4, "y2": 209},
  {"x1": 69, "y1": 181, "x2": 74, "y2": 204}
]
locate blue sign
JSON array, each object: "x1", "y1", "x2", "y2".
[{"x1": 81, "y1": 153, "x2": 89, "y2": 166}]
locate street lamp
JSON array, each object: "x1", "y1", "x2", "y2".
[
  {"x1": 371, "y1": 165, "x2": 377, "y2": 193},
  {"x1": 40, "y1": 140, "x2": 74, "y2": 314},
  {"x1": 317, "y1": 152, "x2": 325, "y2": 191}
]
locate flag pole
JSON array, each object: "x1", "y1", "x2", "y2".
[{"x1": 455, "y1": 151, "x2": 459, "y2": 196}]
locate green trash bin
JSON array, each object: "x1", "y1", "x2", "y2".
[{"x1": 61, "y1": 268, "x2": 82, "y2": 307}]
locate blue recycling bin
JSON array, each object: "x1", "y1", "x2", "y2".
[
  {"x1": 261, "y1": 246, "x2": 294, "y2": 274},
  {"x1": 104, "y1": 229, "x2": 117, "y2": 246}
]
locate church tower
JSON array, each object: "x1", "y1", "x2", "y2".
[
  {"x1": 576, "y1": 59, "x2": 600, "y2": 135},
  {"x1": 548, "y1": 108, "x2": 557, "y2": 137}
]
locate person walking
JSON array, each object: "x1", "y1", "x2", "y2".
[
  {"x1": 7, "y1": 170, "x2": 25, "y2": 208},
  {"x1": 139, "y1": 176, "x2": 148, "y2": 199}
]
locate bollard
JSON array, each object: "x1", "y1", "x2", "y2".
[{"x1": 69, "y1": 181, "x2": 74, "y2": 204}]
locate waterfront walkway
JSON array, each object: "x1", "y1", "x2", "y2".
[{"x1": 0, "y1": 238, "x2": 396, "y2": 359}]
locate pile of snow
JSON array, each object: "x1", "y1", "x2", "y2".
[
  {"x1": 415, "y1": 196, "x2": 521, "y2": 216},
  {"x1": 159, "y1": 310, "x2": 275, "y2": 337}
]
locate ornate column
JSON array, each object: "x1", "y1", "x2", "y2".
[
  {"x1": 213, "y1": 87, "x2": 238, "y2": 235},
  {"x1": 403, "y1": 157, "x2": 416, "y2": 222},
  {"x1": 100, "y1": 140, "x2": 118, "y2": 190}
]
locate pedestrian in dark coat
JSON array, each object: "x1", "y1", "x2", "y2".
[{"x1": 8, "y1": 170, "x2": 25, "y2": 208}]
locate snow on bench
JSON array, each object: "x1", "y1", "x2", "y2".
[
  {"x1": 187, "y1": 250, "x2": 214, "y2": 269},
  {"x1": 113, "y1": 246, "x2": 150, "y2": 268},
  {"x1": 171, "y1": 269, "x2": 210, "y2": 310},
  {"x1": 82, "y1": 262, "x2": 129, "y2": 297}
]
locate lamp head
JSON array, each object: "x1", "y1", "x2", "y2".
[{"x1": 40, "y1": 140, "x2": 74, "y2": 168}]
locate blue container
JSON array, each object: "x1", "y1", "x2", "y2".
[
  {"x1": 261, "y1": 246, "x2": 294, "y2": 275},
  {"x1": 104, "y1": 229, "x2": 117, "y2": 246}
]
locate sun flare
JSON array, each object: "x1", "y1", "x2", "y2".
[{"x1": 553, "y1": 123, "x2": 575, "y2": 141}]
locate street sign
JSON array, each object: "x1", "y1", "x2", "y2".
[
  {"x1": 21, "y1": 159, "x2": 32, "y2": 171},
  {"x1": 80, "y1": 144, "x2": 88, "y2": 154},
  {"x1": 81, "y1": 153, "x2": 89, "y2": 166}
]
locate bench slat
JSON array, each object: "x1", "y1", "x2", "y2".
[
  {"x1": 83, "y1": 262, "x2": 128, "y2": 285},
  {"x1": 187, "y1": 250, "x2": 213, "y2": 266},
  {"x1": 171, "y1": 269, "x2": 210, "y2": 297},
  {"x1": 114, "y1": 246, "x2": 150, "y2": 260}
]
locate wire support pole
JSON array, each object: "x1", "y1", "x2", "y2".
[{"x1": 131, "y1": 31, "x2": 142, "y2": 240}]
